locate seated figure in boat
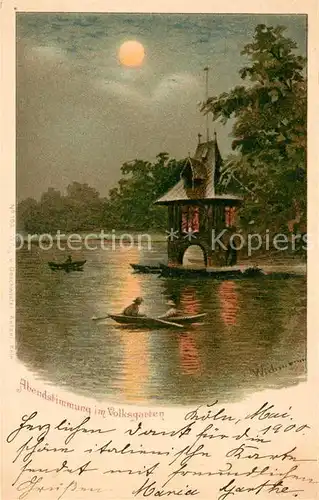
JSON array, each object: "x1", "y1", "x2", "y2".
[
  {"x1": 123, "y1": 297, "x2": 144, "y2": 316},
  {"x1": 65, "y1": 254, "x2": 73, "y2": 264},
  {"x1": 159, "y1": 299, "x2": 179, "y2": 319}
]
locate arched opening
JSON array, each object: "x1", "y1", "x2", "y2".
[{"x1": 182, "y1": 245, "x2": 207, "y2": 268}]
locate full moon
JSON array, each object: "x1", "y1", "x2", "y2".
[{"x1": 118, "y1": 40, "x2": 145, "y2": 67}]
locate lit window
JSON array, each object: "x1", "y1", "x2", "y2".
[
  {"x1": 182, "y1": 206, "x2": 200, "y2": 233},
  {"x1": 225, "y1": 206, "x2": 236, "y2": 227}
]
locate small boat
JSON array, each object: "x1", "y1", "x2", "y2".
[
  {"x1": 130, "y1": 263, "x2": 161, "y2": 274},
  {"x1": 159, "y1": 263, "x2": 265, "y2": 279},
  {"x1": 107, "y1": 313, "x2": 207, "y2": 329},
  {"x1": 48, "y1": 260, "x2": 86, "y2": 272},
  {"x1": 168, "y1": 313, "x2": 207, "y2": 324}
]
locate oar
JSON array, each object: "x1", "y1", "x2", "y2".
[
  {"x1": 91, "y1": 314, "x2": 184, "y2": 328},
  {"x1": 91, "y1": 314, "x2": 110, "y2": 321},
  {"x1": 151, "y1": 317, "x2": 184, "y2": 329}
]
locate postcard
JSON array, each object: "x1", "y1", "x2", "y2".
[{"x1": 1, "y1": 0, "x2": 318, "y2": 499}]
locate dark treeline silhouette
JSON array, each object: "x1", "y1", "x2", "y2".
[{"x1": 17, "y1": 154, "x2": 183, "y2": 233}]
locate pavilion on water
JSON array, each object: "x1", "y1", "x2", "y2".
[{"x1": 154, "y1": 132, "x2": 243, "y2": 268}]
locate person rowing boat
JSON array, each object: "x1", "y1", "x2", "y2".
[
  {"x1": 159, "y1": 299, "x2": 179, "y2": 319},
  {"x1": 122, "y1": 297, "x2": 145, "y2": 317}
]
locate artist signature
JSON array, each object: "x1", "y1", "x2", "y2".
[{"x1": 248, "y1": 357, "x2": 306, "y2": 378}]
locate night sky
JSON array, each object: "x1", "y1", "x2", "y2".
[{"x1": 16, "y1": 13, "x2": 306, "y2": 201}]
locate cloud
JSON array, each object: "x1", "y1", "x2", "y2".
[
  {"x1": 96, "y1": 72, "x2": 200, "y2": 110},
  {"x1": 96, "y1": 80, "x2": 148, "y2": 105},
  {"x1": 152, "y1": 73, "x2": 200, "y2": 102},
  {"x1": 29, "y1": 45, "x2": 68, "y2": 63}
]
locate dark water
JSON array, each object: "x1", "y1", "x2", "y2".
[{"x1": 16, "y1": 243, "x2": 306, "y2": 406}]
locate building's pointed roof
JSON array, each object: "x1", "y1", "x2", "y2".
[{"x1": 154, "y1": 136, "x2": 242, "y2": 205}]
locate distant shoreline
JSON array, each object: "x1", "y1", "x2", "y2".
[{"x1": 16, "y1": 231, "x2": 167, "y2": 243}]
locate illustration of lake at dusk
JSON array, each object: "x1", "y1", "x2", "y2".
[{"x1": 16, "y1": 242, "x2": 306, "y2": 406}]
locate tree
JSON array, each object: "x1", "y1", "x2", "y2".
[
  {"x1": 17, "y1": 155, "x2": 183, "y2": 233},
  {"x1": 17, "y1": 183, "x2": 105, "y2": 233},
  {"x1": 38, "y1": 188, "x2": 64, "y2": 232},
  {"x1": 17, "y1": 197, "x2": 40, "y2": 233},
  {"x1": 104, "y1": 153, "x2": 183, "y2": 230},
  {"x1": 65, "y1": 182, "x2": 102, "y2": 231},
  {"x1": 202, "y1": 24, "x2": 306, "y2": 232}
]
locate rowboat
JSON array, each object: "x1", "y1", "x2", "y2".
[
  {"x1": 130, "y1": 263, "x2": 161, "y2": 274},
  {"x1": 165, "y1": 313, "x2": 207, "y2": 324},
  {"x1": 48, "y1": 260, "x2": 86, "y2": 272},
  {"x1": 159, "y1": 263, "x2": 265, "y2": 279},
  {"x1": 106, "y1": 313, "x2": 207, "y2": 329}
]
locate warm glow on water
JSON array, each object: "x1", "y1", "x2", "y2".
[
  {"x1": 218, "y1": 281, "x2": 239, "y2": 326},
  {"x1": 116, "y1": 331, "x2": 149, "y2": 403},
  {"x1": 109, "y1": 247, "x2": 143, "y2": 312},
  {"x1": 16, "y1": 242, "x2": 307, "y2": 405},
  {"x1": 180, "y1": 286, "x2": 201, "y2": 315},
  {"x1": 179, "y1": 333, "x2": 202, "y2": 376}
]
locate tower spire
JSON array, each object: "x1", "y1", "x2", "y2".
[{"x1": 204, "y1": 66, "x2": 210, "y2": 142}]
